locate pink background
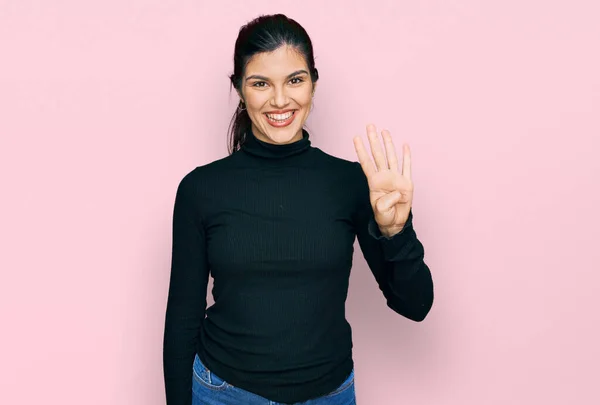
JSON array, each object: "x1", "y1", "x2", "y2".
[{"x1": 1, "y1": 1, "x2": 599, "y2": 404}]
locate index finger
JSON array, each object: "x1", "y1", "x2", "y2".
[{"x1": 353, "y1": 136, "x2": 377, "y2": 178}]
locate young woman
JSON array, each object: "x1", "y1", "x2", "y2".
[{"x1": 163, "y1": 13, "x2": 434, "y2": 405}]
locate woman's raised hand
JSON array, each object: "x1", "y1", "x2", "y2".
[{"x1": 353, "y1": 124, "x2": 414, "y2": 237}]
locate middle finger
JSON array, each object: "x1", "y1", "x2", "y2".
[{"x1": 366, "y1": 124, "x2": 388, "y2": 171}]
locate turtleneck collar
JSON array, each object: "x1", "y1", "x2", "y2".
[{"x1": 241, "y1": 126, "x2": 311, "y2": 159}]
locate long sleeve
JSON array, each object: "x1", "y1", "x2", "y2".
[
  {"x1": 163, "y1": 172, "x2": 210, "y2": 405},
  {"x1": 353, "y1": 163, "x2": 434, "y2": 322}
]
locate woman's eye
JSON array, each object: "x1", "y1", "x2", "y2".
[{"x1": 252, "y1": 77, "x2": 304, "y2": 87}]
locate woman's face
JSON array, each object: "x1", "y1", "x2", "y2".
[{"x1": 239, "y1": 45, "x2": 316, "y2": 145}]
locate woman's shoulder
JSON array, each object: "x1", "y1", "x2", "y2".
[
  {"x1": 180, "y1": 153, "x2": 238, "y2": 180},
  {"x1": 310, "y1": 148, "x2": 368, "y2": 195},
  {"x1": 311, "y1": 147, "x2": 362, "y2": 173},
  {"x1": 174, "y1": 152, "x2": 244, "y2": 197}
]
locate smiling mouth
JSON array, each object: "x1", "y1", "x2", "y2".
[
  {"x1": 265, "y1": 110, "x2": 296, "y2": 121},
  {"x1": 264, "y1": 110, "x2": 297, "y2": 127}
]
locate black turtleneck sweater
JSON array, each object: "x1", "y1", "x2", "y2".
[{"x1": 163, "y1": 127, "x2": 434, "y2": 404}]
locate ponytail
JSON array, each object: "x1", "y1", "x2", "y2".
[{"x1": 227, "y1": 95, "x2": 252, "y2": 155}]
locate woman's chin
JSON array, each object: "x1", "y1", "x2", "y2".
[{"x1": 259, "y1": 124, "x2": 303, "y2": 145}]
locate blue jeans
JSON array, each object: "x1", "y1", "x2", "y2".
[{"x1": 191, "y1": 354, "x2": 356, "y2": 405}]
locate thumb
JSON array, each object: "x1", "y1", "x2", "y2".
[{"x1": 375, "y1": 191, "x2": 402, "y2": 212}]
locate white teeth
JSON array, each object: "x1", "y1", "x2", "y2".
[{"x1": 266, "y1": 111, "x2": 294, "y2": 121}]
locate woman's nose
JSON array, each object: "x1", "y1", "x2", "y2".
[{"x1": 271, "y1": 88, "x2": 290, "y2": 107}]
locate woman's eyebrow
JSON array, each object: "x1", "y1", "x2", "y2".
[{"x1": 245, "y1": 69, "x2": 309, "y2": 81}]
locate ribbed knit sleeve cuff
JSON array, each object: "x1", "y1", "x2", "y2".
[{"x1": 367, "y1": 209, "x2": 415, "y2": 261}]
